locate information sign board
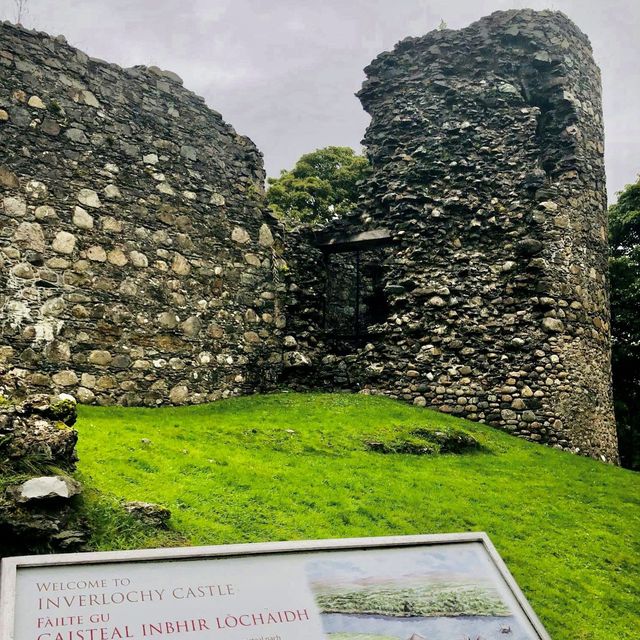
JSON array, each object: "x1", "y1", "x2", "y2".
[{"x1": 1, "y1": 533, "x2": 550, "y2": 640}]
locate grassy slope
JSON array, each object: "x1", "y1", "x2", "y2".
[{"x1": 75, "y1": 393, "x2": 639, "y2": 640}]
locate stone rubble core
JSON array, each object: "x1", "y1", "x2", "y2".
[
  {"x1": 0, "y1": 9, "x2": 618, "y2": 463},
  {"x1": 0, "y1": 394, "x2": 87, "y2": 554},
  {"x1": 283, "y1": 9, "x2": 618, "y2": 463}
]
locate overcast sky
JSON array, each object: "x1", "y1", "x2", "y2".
[{"x1": 2, "y1": 0, "x2": 638, "y2": 200}]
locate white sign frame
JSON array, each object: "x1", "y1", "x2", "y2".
[{"x1": 0, "y1": 532, "x2": 551, "y2": 640}]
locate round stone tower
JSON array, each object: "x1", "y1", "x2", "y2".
[{"x1": 352, "y1": 9, "x2": 618, "y2": 460}]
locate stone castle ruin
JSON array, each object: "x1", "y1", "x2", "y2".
[{"x1": 0, "y1": 10, "x2": 619, "y2": 462}]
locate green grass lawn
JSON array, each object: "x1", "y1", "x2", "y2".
[{"x1": 75, "y1": 392, "x2": 639, "y2": 640}]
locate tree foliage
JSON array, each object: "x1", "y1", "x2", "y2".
[
  {"x1": 266, "y1": 146, "x2": 370, "y2": 225},
  {"x1": 609, "y1": 176, "x2": 640, "y2": 469}
]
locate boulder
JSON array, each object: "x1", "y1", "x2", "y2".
[{"x1": 124, "y1": 501, "x2": 171, "y2": 529}]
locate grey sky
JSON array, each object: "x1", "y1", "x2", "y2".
[{"x1": 2, "y1": 0, "x2": 638, "y2": 200}]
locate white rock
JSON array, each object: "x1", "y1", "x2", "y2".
[
  {"x1": 86, "y1": 245, "x2": 107, "y2": 262},
  {"x1": 283, "y1": 335, "x2": 297, "y2": 348},
  {"x1": 231, "y1": 226, "x2": 250, "y2": 244},
  {"x1": 102, "y1": 216, "x2": 123, "y2": 232},
  {"x1": 129, "y1": 251, "x2": 149, "y2": 268},
  {"x1": 157, "y1": 182, "x2": 175, "y2": 195},
  {"x1": 169, "y1": 385, "x2": 189, "y2": 404},
  {"x1": 52, "y1": 370, "x2": 79, "y2": 386},
  {"x1": 542, "y1": 317, "x2": 564, "y2": 333},
  {"x1": 73, "y1": 206, "x2": 94, "y2": 229},
  {"x1": 258, "y1": 224, "x2": 274, "y2": 247},
  {"x1": 3, "y1": 196, "x2": 27, "y2": 217},
  {"x1": 78, "y1": 188, "x2": 101, "y2": 208},
  {"x1": 27, "y1": 95, "x2": 46, "y2": 109},
  {"x1": 283, "y1": 351, "x2": 311, "y2": 368},
  {"x1": 52, "y1": 231, "x2": 76, "y2": 254},
  {"x1": 14, "y1": 222, "x2": 45, "y2": 252},
  {"x1": 25, "y1": 180, "x2": 48, "y2": 199},
  {"x1": 41, "y1": 297, "x2": 66, "y2": 317},
  {"x1": 35, "y1": 205, "x2": 56, "y2": 220},
  {"x1": 81, "y1": 90, "x2": 100, "y2": 108},
  {"x1": 76, "y1": 387, "x2": 95, "y2": 404},
  {"x1": 104, "y1": 184, "x2": 121, "y2": 199},
  {"x1": 107, "y1": 249, "x2": 128, "y2": 266},
  {"x1": 14, "y1": 476, "x2": 81, "y2": 502}
]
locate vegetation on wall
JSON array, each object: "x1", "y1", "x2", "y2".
[
  {"x1": 266, "y1": 146, "x2": 370, "y2": 225},
  {"x1": 609, "y1": 176, "x2": 640, "y2": 469}
]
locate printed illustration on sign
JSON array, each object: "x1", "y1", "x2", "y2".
[{"x1": 306, "y1": 544, "x2": 537, "y2": 640}]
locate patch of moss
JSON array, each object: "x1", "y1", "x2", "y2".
[
  {"x1": 365, "y1": 424, "x2": 479, "y2": 455},
  {"x1": 48, "y1": 399, "x2": 77, "y2": 426},
  {"x1": 412, "y1": 427, "x2": 480, "y2": 453},
  {"x1": 48, "y1": 99, "x2": 62, "y2": 114}
]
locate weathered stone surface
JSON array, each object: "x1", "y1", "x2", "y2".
[
  {"x1": 52, "y1": 370, "x2": 79, "y2": 386},
  {"x1": 86, "y1": 245, "x2": 107, "y2": 262},
  {"x1": 77, "y1": 188, "x2": 101, "y2": 208},
  {"x1": 3, "y1": 195, "x2": 26, "y2": 217},
  {"x1": 66, "y1": 128, "x2": 89, "y2": 144},
  {"x1": 27, "y1": 95, "x2": 45, "y2": 109},
  {"x1": 73, "y1": 206, "x2": 94, "y2": 229},
  {"x1": 88, "y1": 350, "x2": 112, "y2": 366},
  {"x1": 283, "y1": 351, "x2": 311, "y2": 368},
  {"x1": 14, "y1": 222, "x2": 45, "y2": 252},
  {"x1": 129, "y1": 250, "x2": 148, "y2": 268},
  {"x1": 0, "y1": 165, "x2": 19, "y2": 188},
  {"x1": 169, "y1": 384, "x2": 189, "y2": 404},
  {"x1": 41, "y1": 118, "x2": 61, "y2": 136},
  {"x1": 107, "y1": 248, "x2": 128, "y2": 266},
  {"x1": 231, "y1": 227, "x2": 251, "y2": 244},
  {"x1": 258, "y1": 224, "x2": 274, "y2": 247},
  {"x1": 542, "y1": 317, "x2": 565, "y2": 333},
  {"x1": 0, "y1": 14, "x2": 617, "y2": 464},
  {"x1": 181, "y1": 316, "x2": 202, "y2": 337}
]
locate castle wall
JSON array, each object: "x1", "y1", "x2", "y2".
[
  {"x1": 285, "y1": 10, "x2": 618, "y2": 461},
  {"x1": 0, "y1": 21, "x2": 283, "y2": 405},
  {"x1": 0, "y1": 11, "x2": 619, "y2": 461}
]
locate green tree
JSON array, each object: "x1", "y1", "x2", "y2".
[
  {"x1": 609, "y1": 176, "x2": 640, "y2": 469},
  {"x1": 266, "y1": 146, "x2": 370, "y2": 225}
]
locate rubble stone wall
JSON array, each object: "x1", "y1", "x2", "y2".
[
  {"x1": 0, "y1": 21, "x2": 283, "y2": 406},
  {"x1": 285, "y1": 9, "x2": 618, "y2": 461}
]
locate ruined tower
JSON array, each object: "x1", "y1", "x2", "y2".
[{"x1": 286, "y1": 10, "x2": 618, "y2": 461}]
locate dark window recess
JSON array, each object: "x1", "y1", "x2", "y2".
[{"x1": 315, "y1": 229, "x2": 393, "y2": 339}]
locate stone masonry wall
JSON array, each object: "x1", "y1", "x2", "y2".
[
  {"x1": 0, "y1": 21, "x2": 283, "y2": 405},
  {"x1": 284, "y1": 10, "x2": 618, "y2": 462}
]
